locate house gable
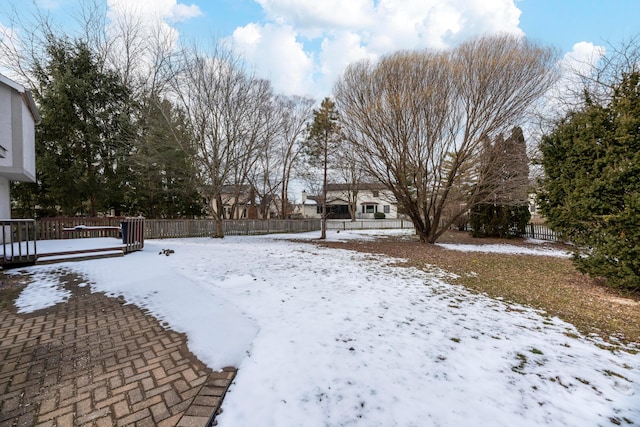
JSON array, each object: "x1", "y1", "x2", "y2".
[{"x1": 0, "y1": 74, "x2": 40, "y2": 183}]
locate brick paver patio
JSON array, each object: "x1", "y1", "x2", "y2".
[{"x1": 0, "y1": 271, "x2": 236, "y2": 427}]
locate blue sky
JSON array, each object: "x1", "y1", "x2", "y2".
[{"x1": 1, "y1": 0, "x2": 639, "y2": 98}]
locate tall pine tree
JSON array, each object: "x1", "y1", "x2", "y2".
[
  {"x1": 28, "y1": 37, "x2": 135, "y2": 216},
  {"x1": 306, "y1": 98, "x2": 340, "y2": 239}
]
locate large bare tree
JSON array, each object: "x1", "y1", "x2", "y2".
[
  {"x1": 335, "y1": 35, "x2": 557, "y2": 243},
  {"x1": 168, "y1": 43, "x2": 274, "y2": 237}
]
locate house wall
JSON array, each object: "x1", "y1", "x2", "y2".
[
  {"x1": 0, "y1": 79, "x2": 37, "y2": 182},
  {"x1": 0, "y1": 84, "x2": 11, "y2": 169},
  {"x1": 302, "y1": 203, "x2": 319, "y2": 218},
  {"x1": 0, "y1": 75, "x2": 39, "y2": 221},
  {"x1": 20, "y1": 97, "x2": 36, "y2": 179},
  {"x1": 355, "y1": 189, "x2": 397, "y2": 219},
  {"x1": 0, "y1": 176, "x2": 9, "y2": 219},
  {"x1": 300, "y1": 188, "x2": 398, "y2": 219}
]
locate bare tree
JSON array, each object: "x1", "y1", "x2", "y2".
[
  {"x1": 246, "y1": 94, "x2": 314, "y2": 219},
  {"x1": 276, "y1": 95, "x2": 315, "y2": 218},
  {"x1": 168, "y1": 43, "x2": 274, "y2": 237},
  {"x1": 335, "y1": 35, "x2": 557, "y2": 243}
]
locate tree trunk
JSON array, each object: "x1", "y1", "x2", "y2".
[
  {"x1": 320, "y1": 131, "x2": 328, "y2": 239},
  {"x1": 214, "y1": 218, "x2": 224, "y2": 238}
]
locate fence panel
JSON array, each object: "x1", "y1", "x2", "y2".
[
  {"x1": 144, "y1": 219, "x2": 321, "y2": 239},
  {"x1": 524, "y1": 223, "x2": 560, "y2": 241}
]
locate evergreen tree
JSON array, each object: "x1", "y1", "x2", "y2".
[
  {"x1": 129, "y1": 95, "x2": 204, "y2": 218},
  {"x1": 306, "y1": 98, "x2": 340, "y2": 239},
  {"x1": 29, "y1": 37, "x2": 135, "y2": 216},
  {"x1": 538, "y1": 72, "x2": 640, "y2": 291},
  {"x1": 471, "y1": 127, "x2": 531, "y2": 238}
]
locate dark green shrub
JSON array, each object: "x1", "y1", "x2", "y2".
[
  {"x1": 470, "y1": 204, "x2": 530, "y2": 238},
  {"x1": 538, "y1": 71, "x2": 640, "y2": 291}
]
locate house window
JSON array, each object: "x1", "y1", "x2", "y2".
[
  {"x1": 362, "y1": 204, "x2": 376, "y2": 214},
  {"x1": 317, "y1": 206, "x2": 323, "y2": 214},
  {"x1": 372, "y1": 190, "x2": 379, "y2": 197},
  {"x1": 383, "y1": 205, "x2": 390, "y2": 214}
]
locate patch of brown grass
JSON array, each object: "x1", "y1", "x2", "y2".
[
  {"x1": 0, "y1": 272, "x2": 29, "y2": 311},
  {"x1": 316, "y1": 230, "x2": 640, "y2": 346}
]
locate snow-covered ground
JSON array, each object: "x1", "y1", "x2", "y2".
[{"x1": 8, "y1": 230, "x2": 640, "y2": 426}]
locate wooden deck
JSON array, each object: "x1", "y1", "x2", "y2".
[
  {"x1": 2, "y1": 237, "x2": 129, "y2": 268},
  {"x1": 2, "y1": 217, "x2": 145, "y2": 269}
]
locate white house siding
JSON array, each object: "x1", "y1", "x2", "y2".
[
  {"x1": 0, "y1": 177, "x2": 9, "y2": 218},
  {"x1": 356, "y1": 189, "x2": 397, "y2": 219},
  {"x1": 21, "y1": 98, "x2": 36, "y2": 178},
  {"x1": 0, "y1": 84, "x2": 11, "y2": 169},
  {"x1": 0, "y1": 74, "x2": 39, "y2": 221}
]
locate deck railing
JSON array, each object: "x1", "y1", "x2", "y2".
[
  {"x1": 121, "y1": 217, "x2": 145, "y2": 253},
  {"x1": 38, "y1": 217, "x2": 124, "y2": 240},
  {"x1": 35, "y1": 217, "x2": 145, "y2": 253},
  {"x1": 1, "y1": 219, "x2": 37, "y2": 268}
]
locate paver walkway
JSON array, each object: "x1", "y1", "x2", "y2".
[{"x1": 0, "y1": 271, "x2": 235, "y2": 427}]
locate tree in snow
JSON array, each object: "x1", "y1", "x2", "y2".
[
  {"x1": 305, "y1": 97, "x2": 341, "y2": 239},
  {"x1": 168, "y1": 43, "x2": 274, "y2": 237},
  {"x1": 335, "y1": 35, "x2": 557, "y2": 243}
]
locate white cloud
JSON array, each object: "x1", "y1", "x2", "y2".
[
  {"x1": 230, "y1": 0, "x2": 525, "y2": 97},
  {"x1": 317, "y1": 31, "x2": 377, "y2": 95},
  {"x1": 230, "y1": 23, "x2": 315, "y2": 97},
  {"x1": 106, "y1": 0, "x2": 202, "y2": 23},
  {"x1": 255, "y1": 0, "x2": 375, "y2": 34},
  {"x1": 529, "y1": 41, "x2": 607, "y2": 131},
  {"x1": 0, "y1": 23, "x2": 27, "y2": 83},
  {"x1": 561, "y1": 41, "x2": 607, "y2": 76},
  {"x1": 170, "y1": 3, "x2": 203, "y2": 22},
  {"x1": 107, "y1": 1, "x2": 203, "y2": 34}
]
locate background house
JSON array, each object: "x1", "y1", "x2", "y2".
[
  {"x1": 0, "y1": 74, "x2": 40, "y2": 223},
  {"x1": 211, "y1": 184, "x2": 281, "y2": 219},
  {"x1": 300, "y1": 183, "x2": 398, "y2": 219}
]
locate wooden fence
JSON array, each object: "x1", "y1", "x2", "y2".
[
  {"x1": 31, "y1": 217, "x2": 561, "y2": 243},
  {"x1": 144, "y1": 219, "x2": 321, "y2": 239}
]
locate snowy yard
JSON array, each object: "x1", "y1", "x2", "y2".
[{"x1": 11, "y1": 230, "x2": 640, "y2": 426}]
